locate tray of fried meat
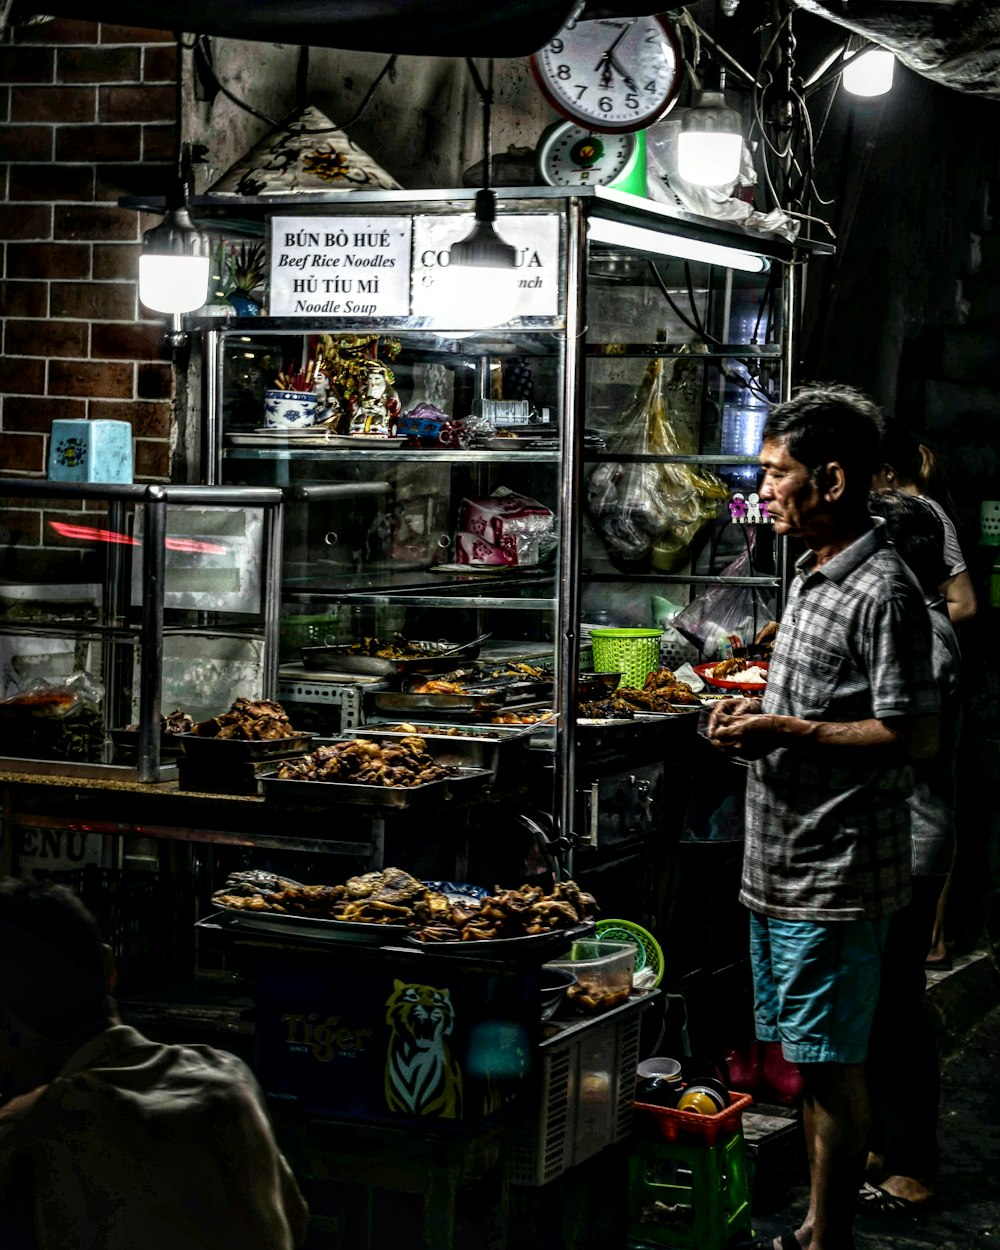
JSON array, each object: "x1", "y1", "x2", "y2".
[
  {"x1": 404, "y1": 880, "x2": 597, "y2": 962},
  {"x1": 301, "y1": 636, "x2": 482, "y2": 677},
  {"x1": 178, "y1": 697, "x2": 312, "y2": 762},
  {"x1": 257, "y1": 733, "x2": 492, "y2": 808},
  {"x1": 207, "y1": 867, "x2": 468, "y2": 945},
  {"x1": 352, "y1": 720, "x2": 538, "y2": 778}
]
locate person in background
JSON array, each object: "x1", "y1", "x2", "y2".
[
  {"x1": 872, "y1": 421, "x2": 970, "y2": 968},
  {"x1": 0, "y1": 878, "x2": 310, "y2": 1250},
  {"x1": 872, "y1": 421, "x2": 976, "y2": 627},
  {"x1": 861, "y1": 490, "x2": 961, "y2": 1215},
  {"x1": 708, "y1": 384, "x2": 940, "y2": 1250}
]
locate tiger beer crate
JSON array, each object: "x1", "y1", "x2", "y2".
[
  {"x1": 252, "y1": 945, "x2": 539, "y2": 1133},
  {"x1": 509, "y1": 993, "x2": 655, "y2": 1186}
]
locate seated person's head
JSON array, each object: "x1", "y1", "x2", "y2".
[
  {"x1": 0, "y1": 879, "x2": 113, "y2": 1091},
  {"x1": 868, "y1": 488, "x2": 948, "y2": 598}
]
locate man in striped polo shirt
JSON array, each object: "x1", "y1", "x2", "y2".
[{"x1": 708, "y1": 384, "x2": 939, "y2": 1250}]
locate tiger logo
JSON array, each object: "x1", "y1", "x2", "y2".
[{"x1": 384, "y1": 979, "x2": 463, "y2": 1119}]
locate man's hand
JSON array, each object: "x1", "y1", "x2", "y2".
[{"x1": 706, "y1": 696, "x2": 775, "y2": 760}]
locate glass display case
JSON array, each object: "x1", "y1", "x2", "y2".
[
  {"x1": 0, "y1": 480, "x2": 283, "y2": 782},
  {"x1": 195, "y1": 187, "x2": 820, "y2": 846}
]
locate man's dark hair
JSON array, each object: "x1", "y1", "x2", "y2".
[
  {"x1": 763, "y1": 383, "x2": 884, "y2": 502},
  {"x1": 0, "y1": 879, "x2": 110, "y2": 1042},
  {"x1": 868, "y1": 489, "x2": 949, "y2": 596}
]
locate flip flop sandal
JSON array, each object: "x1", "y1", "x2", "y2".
[{"x1": 857, "y1": 1180, "x2": 934, "y2": 1215}]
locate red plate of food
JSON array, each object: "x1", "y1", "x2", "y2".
[{"x1": 694, "y1": 660, "x2": 769, "y2": 694}]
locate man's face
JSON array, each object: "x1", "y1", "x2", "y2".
[{"x1": 758, "y1": 437, "x2": 823, "y2": 539}]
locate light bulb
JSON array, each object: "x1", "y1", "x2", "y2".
[
  {"x1": 433, "y1": 188, "x2": 519, "y2": 329},
  {"x1": 139, "y1": 206, "x2": 211, "y2": 315},
  {"x1": 842, "y1": 47, "x2": 895, "y2": 98},
  {"x1": 139, "y1": 253, "x2": 210, "y2": 315},
  {"x1": 429, "y1": 261, "x2": 519, "y2": 330},
  {"x1": 677, "y1": 130, "x2": 743, "y2": 188},
  {"x1": 677, "y1": 90, "x2": 743, "y2": 188}
]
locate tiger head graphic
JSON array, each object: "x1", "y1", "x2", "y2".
[{"x1": 384, "y1": 979, "x2": 463, "y2": 1119}]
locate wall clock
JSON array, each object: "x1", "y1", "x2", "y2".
[
  {"x1": 537, "y1": 120, "x2": 646, "y2": 193},
  {"x1": 530, "y1": 15, "x2": 682, "y2": 135}
]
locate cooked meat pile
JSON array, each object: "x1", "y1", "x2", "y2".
[
  {"x1": 213, "y1": 866, "x2": 446, "y2": 925},
  {"x1": 490, "y1": 710, "x2": 553, "y2": 725},
  {"x1": 412, "y1": 879, "x2": 597, "y2": 943},
  {"x1": 483, "y1": 662, "x2": 550, "y2": 680},
  {"x1": 193, "y1": 698, "x2": 301, "y2": 741},
  {"x1": 409, "y1": 679, "x2": 469, "y2": 694},
  {"x1": 580, "y1": 667, "x2": 700, "y2": 717},
  {"x1": 566, "y1": 977, "x2": 632, "y2": 1014},
  {"x1": 711, "y1": 657, "x2": 751, "y2": 679},
  {"x1": 274, "y1": 735, "x2": 455, "y2": 787},
  {"x1": 212, "y1": 870, "x2": 598, "y2": 940}
]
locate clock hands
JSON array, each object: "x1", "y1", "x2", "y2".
[
  {"x1": 607, "y1": 53, "x2": 637, "y2": 91},
  {"x1": 595, "y1": 20, "x2": 637, "y2": 91}
]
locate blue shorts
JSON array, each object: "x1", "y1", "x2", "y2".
[{"x1": 749, "y1": 911, "x2": 889, "y2": 1065}]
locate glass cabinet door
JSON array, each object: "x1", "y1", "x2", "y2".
[
  {"x1": 209, "y1": 326, "x2": 567, "y2": 766},
  {"x1": 581, "y1": 237, "x2": 786, "y2": 656}
]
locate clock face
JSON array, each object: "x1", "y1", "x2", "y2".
[
  {"x1": 537, "y1": 121, "x2": 640, "y2": 188},
  {"x1": 530, "y1": 15, "x2": 682, "y2": 134}
]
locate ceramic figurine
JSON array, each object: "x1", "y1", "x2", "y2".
[{"x1": 348, "y1": 360, "x2": 400, "y2": 436}]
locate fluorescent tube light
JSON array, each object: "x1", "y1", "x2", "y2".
[{"x1": 588, "y1": 217, "x2": 770, "y2": 274}]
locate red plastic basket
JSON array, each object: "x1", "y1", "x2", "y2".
[{"x1": 633, "y1": 1090, "x2": 753, "y2": 1146}]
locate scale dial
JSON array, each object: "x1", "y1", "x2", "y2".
[
  {"x1": 530, "y1": 14, "x2": 681, "y2": 134},
  {"x1": 537, "y1": 121, "x2": 639, "y2": 188}
]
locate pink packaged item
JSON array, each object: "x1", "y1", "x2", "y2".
[
  {"x1": 455, "y1": 532, "x2": 518, "y2": 565},
  {"x1": 458, "y1": 487, "x2": 554, "y2": 566}
]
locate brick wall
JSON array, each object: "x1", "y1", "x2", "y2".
[{"x1": 0, "y1": 18, "x2": 178, "y2": 497}]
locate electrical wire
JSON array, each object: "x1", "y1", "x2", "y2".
[
  {"x1": 192, "y1": 34, "x2": 396, "y2": 135},
  {"x1": 648, "y1": 260, "x2": 719, "y2": 344}
]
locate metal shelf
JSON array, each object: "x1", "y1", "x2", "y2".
[{"x1": 225, "y1": 446, "x2": 561, "y2": 464}]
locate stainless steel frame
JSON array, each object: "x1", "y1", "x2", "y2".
[{"x1": 0, "y1": 480, "x2": 283, "y2": 783}]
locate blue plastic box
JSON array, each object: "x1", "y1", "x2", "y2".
[{"x1": 48, "y1": 419, "x2": 133, "y2": 483}]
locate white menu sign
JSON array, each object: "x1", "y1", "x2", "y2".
[
  {"x1": 411, "y1": 214, "x2": 561, "y2": 318},
  {"x1": 268, "y1": 216, "x2": 412, "y2": 317}
]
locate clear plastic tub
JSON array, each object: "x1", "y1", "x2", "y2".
[{"x1": 547, "y1": 939, "x2": 635, "y2": 1014}]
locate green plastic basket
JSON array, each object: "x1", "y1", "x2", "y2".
[{"x1": 589, "y1": 628, "x2": 661, "y2": 689}]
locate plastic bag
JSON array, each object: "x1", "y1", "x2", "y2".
[
  {"x1": 672, "y1": 546, "x2": 774, "y2": 658},
  {"x1": 587, "y1": 359, "x2": 729, "y2": 569},
  {"x1": 0, "y1": 670, "x2": 104, "y2": 719},
  {"x1": 0, "y1": 671, "x2": 106, "y2": 762},
  {"x1": 645, "y1": 115, "x2": 800, "y2": 241}
]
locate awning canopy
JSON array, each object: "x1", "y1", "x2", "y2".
[{"x1": 5, "y1": 0, "x2": 665, "y2": 57}]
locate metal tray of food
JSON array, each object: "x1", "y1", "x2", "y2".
[
  {"x1": 177, "y1": 732, "x2": 313, "y2": 763},
  {"x1": 401, "y1": 675, "x2": 553, "y2": 705},
  {"x1": 350, "y1": 722, "x2": 537, "y2": 778},
  {"x1": 367, "y1": 690, "x2": 505, "y2": 721},
  {"x1": 206, "y1": 905, "x2": 412, "y2": 945},
  {"x1": 301, "y1": 639, "x2": 482, "y2": 676},
  {"x1": 258, "y1": 764, "x2": 493, "y2": 808},
  {"x1": 404, "y1": 919, "x2": 595, "y2": 961}
]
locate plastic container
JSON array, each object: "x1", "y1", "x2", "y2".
[
  {"x1": 634, "y1": 1090, "x2": 753, "y2": 1146},
  {"x1": 547, "y1": 939, "x2": 635, "y2": 1013},
  {"x1": 590, "y1": 628, "x2": 662, "y2": 688}
]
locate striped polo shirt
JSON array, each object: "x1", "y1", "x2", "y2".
[{"x1": 742, "y1": 520, "x2": 940, "y2": 921}]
